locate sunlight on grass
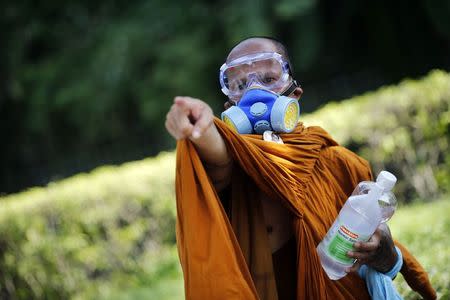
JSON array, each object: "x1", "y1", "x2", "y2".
[
  {"x1": 390, "y1": 196, "x2": 450, "y2": 299},
  {"x1": 108, "y1": 274, "x2": 184, "y2": 300}
]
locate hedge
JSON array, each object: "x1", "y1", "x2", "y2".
[
  {"x1": 302, "y1": 69, "x2": 449, "y2": 202},
  {"x1": 0, "y1": 70, "x2": 448, "y2": 299},
  {"x1": 0, "y1": 153, "x2": 177, "y2": 299}
]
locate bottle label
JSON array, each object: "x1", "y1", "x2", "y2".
[{"x1": 326, "y1": 221, "x2": 369, "y2": 265}]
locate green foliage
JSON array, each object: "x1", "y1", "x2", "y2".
[
  {"x1": 2, "y1": 0, "x2": 450, "y2": 194},
  {"x1": 302, "y1": 70, "x2": 450, "y2": 203},
  {"x1": 390, "y1": 197, "x2": 450, "y2": 299},
  {"x1": 0, "y1": 152, "x2": 177, "y2": 299}
]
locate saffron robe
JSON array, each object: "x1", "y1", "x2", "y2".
[{"x1": 175, "y1": 118, "x2": 436, "y2": 300}]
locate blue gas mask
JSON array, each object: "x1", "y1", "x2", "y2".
[{"x1": 221, "y1": 87, "x2": 300, "y2": 134}]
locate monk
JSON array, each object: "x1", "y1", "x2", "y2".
[{"x1": 165, "y1": 37, "x2": 436, "y2": 299}]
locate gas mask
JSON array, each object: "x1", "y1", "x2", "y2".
[
  {"x1": 221, "y1": 87, "x2": 300, "y2": 134},
  {"x1": 219, "y1": 52, "x2": 301, "y2": 134}
]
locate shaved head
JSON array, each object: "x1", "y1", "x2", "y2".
[{"x1": 226, "y1": 37, "x2": 293, "y2": 76}]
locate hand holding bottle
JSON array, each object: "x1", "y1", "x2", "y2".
[
  {"x1": 317, "y1": 170, "x2": 398, "y2": 280},
  {"x1": 346, "y1": 223, "x2": 398, "y2": 274}
]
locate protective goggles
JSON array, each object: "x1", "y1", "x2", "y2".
[{"x1": 219, "y1": 52, "x2": 291, "y2": 100}]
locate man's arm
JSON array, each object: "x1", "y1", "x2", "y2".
[{"x1": 165, "y1": 96, "x2": 232, "y2": 191}]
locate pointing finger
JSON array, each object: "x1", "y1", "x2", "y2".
[
  {"x1": 191, "y1": 108, "x2": 213, "y2": 139},
  {"x1": 174, "y1": 96, "x2": 193, "y2": 113},
  {"x1": 169, "y1": 104, "x2": 195, "y2": 139}
]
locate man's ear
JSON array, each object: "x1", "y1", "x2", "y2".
[
  {"x1": 224, "y1": 100, "x2": 234, "y2": 110},
  {"x1": 291, "y1": 86, "x2": 303, "y2": 100}
]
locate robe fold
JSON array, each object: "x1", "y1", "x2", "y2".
[{"x1": 175, "y1": 118, "x2": 436, "y2": 300}]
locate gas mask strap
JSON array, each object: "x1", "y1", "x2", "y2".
[{"x1": 281, "y1": 80, "x2": 300, "y2": 97}]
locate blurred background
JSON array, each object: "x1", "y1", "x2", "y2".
[
  {"x1": 1, "y1": 0, "x2": 449, "y2": 195},
  {"x1": 0, "y1": 0, "x2": 449, "y2": 299}
]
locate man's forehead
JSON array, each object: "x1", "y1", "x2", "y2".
[{"x1": 226, "y1": 39, "x2": 278, "y2": 63}]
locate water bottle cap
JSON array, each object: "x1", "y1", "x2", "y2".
[{"x1": 376, "y1": 171, "x2": 397, "y2": 191}]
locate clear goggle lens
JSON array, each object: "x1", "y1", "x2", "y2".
[{"x1": 220, "y1": 52, "x2": 290, "y2": 100}]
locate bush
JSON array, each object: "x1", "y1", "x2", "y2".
[
  {"x1": 303, "y1": 70, "x2": 450, "y2": 203},
  {"x1": 0, "y1": 152, "x2": 177, "y2": 299}
]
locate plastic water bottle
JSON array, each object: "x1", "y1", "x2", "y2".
[
  {"x1": 316, "y1": 171, "x2": 396, "y2": 280},
  {"x1": 351, "y1": 171, "x2": 397, "y2": 223}
]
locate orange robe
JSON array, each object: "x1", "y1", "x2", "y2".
[{"x1": 175, "y1": 118, "x2": 436, "y2": 300}]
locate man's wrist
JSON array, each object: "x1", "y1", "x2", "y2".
[
  {"x1": 376, "y1": 244, "x2": 398, "y2": 273},
  {"x1": 370, "y1": 227, "x2": 398, "y2": 273},
  {"x1": 384, "y1": 246, "x2": 403, "y2": 279}
]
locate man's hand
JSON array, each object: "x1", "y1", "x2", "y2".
[
  {"x1": 346, "y1": 223, "x2": 398, "y2": 274},
  {"x1": 165, "y1": 96, "x2": 232, "y2": 191},
  {"x1": 165, "y1": 96, "x2": 214, "y2": 141}
]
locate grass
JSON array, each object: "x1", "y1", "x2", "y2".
[
  {"x1": 102, "y1": 245, "x2": 184, "y2": 300},
  {"x1": 390, "y1": 196, "x2": 450, "y2": 299},
  {"x1": 106, "y1": 266, "x2": 184, "y2": 300}
]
